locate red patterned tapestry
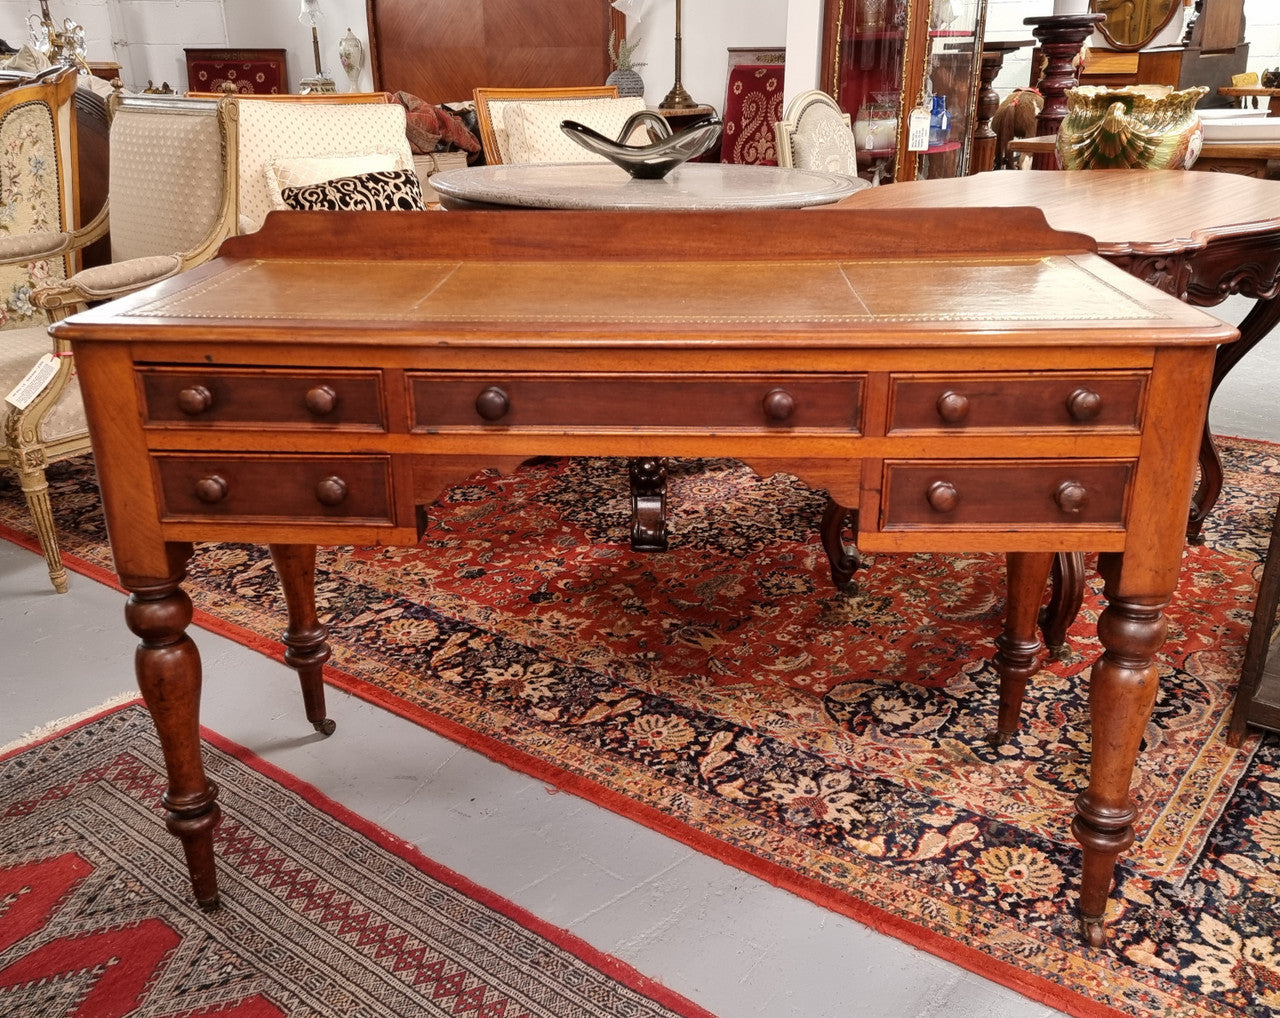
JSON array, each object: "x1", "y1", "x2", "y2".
[
  {"x1": 719, "y1": 64, "x2": 783, "y2": 164},
  {"x1": 0, "y1": 702, "x2": 714, "y2": 1018},
  {"x1": 2, "y1": 439, "x2": 1279, "y2": 1018}
]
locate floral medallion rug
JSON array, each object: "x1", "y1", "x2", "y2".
[
  {"x1": 0, "y1": 701, "x2": 715, "y2": 1018},
  {"x1": 2, "y1": 438, "x2": 1279, "y2": 1018}
]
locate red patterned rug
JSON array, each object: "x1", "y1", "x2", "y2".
[
  {"x1": 0, "y1": 701, "x2": 714, "y2": 1018},
  {"x1": 2, "y1": 439, "x2": 1279, "y2": 1018}
]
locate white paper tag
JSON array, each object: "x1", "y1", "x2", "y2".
[
  {"x1": 907, "y1": 107, "x2": 930, "y2": 151},
  {"x1": 5, "y1": 353, "x2": 60, "y2": 410}
]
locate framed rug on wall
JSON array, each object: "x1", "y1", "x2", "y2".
[{"x1": 184, "y1": 48, "x2": 289, "y2": 95}]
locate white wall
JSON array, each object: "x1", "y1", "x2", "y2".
[{"x1": 0, "y1": 0, "x2": 1276, "y2": 103}]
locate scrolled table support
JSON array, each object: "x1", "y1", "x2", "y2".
[
  {"x1": 629, "y1": 457, "x2": 669, "y2": 552},
  {"x1": 1071, "y1": 552, "x2": 1167, "y2": 947},
  {"x1": 124, "y1": 544, "x2": 222, "y2": 909}
]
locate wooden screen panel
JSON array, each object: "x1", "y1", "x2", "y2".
[{"x1": 367, "y1": 0, "x2": 625, "y2": 104}]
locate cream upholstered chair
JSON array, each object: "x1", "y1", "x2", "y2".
[
  {"x1": 472, "y1": 86, "x2": 647, "y2": 165},
  {"x1": 1, "y1": 87, "x2": 234, "y2": 592},
  {"x1": 222, "y1": 92, "x2": 414, "y2": 235},
  {"x1": 775, "y1": 89, "x2": 869, "y2": 187},
  {"x1": 0, "y1": 69, "x2": 84, "y2": 592}
]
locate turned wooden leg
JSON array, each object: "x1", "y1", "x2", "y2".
[
  {"x1": 269, "y1": 543, "x2": 335, "y2": 736},
  {"x1": 16, "y1": 461, "x2": 68, "y2": 594},
  {"x1": 1040, "y1": 551, "x2": 1085, "y2": 655},
  {"x1": 991, "y1": 552, "x2": 1053, "y2": 744},
  {"x1": 629, "y1": 456, "x2": 668, "y2": 552},
  {"x1": 124, "y1": 544, "x2": 222, "y2": 908},
  {"x1": 820, "y1": 498, "x2": 864, "y2": 592},
  {"x1": 1072, "y1": 552, "x2": 1166, "y2": 947}
]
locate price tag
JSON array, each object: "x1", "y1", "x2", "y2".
[
  {"x1": 5, "y1": 353, "x2": 60, "y2": 410},
  {"x1": 907, "y1": 107, "x2": 930, "y2": 152}
]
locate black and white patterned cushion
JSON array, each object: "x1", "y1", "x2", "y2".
[{"x1": 280, "y1": 168, "x2": 426, "y2": 212}]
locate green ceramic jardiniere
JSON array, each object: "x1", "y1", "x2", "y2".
[{"x1": 1056, "y1": 84, "x2": 1209, "y2": 170}]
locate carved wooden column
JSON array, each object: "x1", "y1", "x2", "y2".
[
  {"x1": 1024, "y1": 13, "x2": 1106, "y2": 169},
  {"x1": 970, "y1": 40, "x2": 1033, "y2": 174}
]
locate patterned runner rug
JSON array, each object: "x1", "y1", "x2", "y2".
[
  {"x1": 2, "y1": 439, "x2": 1279, "y2": 1018},
  {"x1": 0, "y1": 701, "x2": 714, "y2": 1018}
]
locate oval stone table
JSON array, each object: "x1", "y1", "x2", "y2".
[{"x1": 430, "y1": 161, "x2": 867, "y2": 211}]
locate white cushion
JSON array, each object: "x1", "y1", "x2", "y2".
[
  {"x1": 266, "y1": 152, "x2": 403, "y2": 211},
  {"x1": 503, "y1": 97, "x2": 647, "y2": 164}
]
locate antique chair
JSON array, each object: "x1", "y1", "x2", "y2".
[
  {"x1": 1, "y1": 87, "x2": 235, "y2": 591},
  {"x1": 720, "y1": 63, "x2": 784, "y2": 165},
  {"x1": 775, "y1": 89, "x2": 871, "y2": 186},
  {"x1": 472, "y1": 85, "x2": 645, "y2": 164},
  {"x1": 221, "y1": 92, "x2": 415, "y2": 234},
  {"x1": 0, "y1": 69, "x2": 87, "y2": 593}
]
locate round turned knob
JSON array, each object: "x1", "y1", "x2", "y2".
[
  {"x1": 935, "y1": 390, "x2": 971, "y2": 424},
  {"x1": 1066, "y1": 387, "x2": 1102, "y2": 422},
  {"x1": 315, "y1": 476, "x2": 348, "y2": 507},
  {"x1": 1054, "y1": 480, "x2": 1089, "y2": 514},
  {"x1": 176, "y1": 385, "x2": 214, "y2": 416},
  {"x1": 762, "y1": 387, "x2": 796, "y2": 422},
  {"x1": 926, "y1": 480, "x2": 960, "y2": 513},
  {"x1": 193, "y1": 474, "x2": 228, "y2": 504},
  {"x1": 304, "y1": 384, "x2": 338, "y2": 416},
  {"x1": 475, "y1": 385, "x2": 509, "y2": 421}
]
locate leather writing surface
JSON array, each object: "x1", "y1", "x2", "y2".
[{"x1": 123, "y1": 257, "x2": 1162, "y2": 331}]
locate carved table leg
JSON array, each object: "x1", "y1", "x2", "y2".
[
  {"x1": 125, "y1": 543, "x2": 222, "y2": 908},
  {"x1": 820, "y1": 498, "x2": 864, "y2": 592},
  {"x1": 269, "y1": 543, "x2": 335, "y2": 736},
  {"x1": 629, "y1": 456, "x2": 668, "y2": 551},
  {"x1": 1072, "y1": 551, "x2": 1166, "y2": 947},
  {"x1": 1188, "y1": 293, "x2": 1280, "y2": 541},
  {"x1": 1040, "y1": 551, "x2": 1085, "y2": 655},
  {"x1": 992, "y1": 551, "x2": 1053, "y2": 744}
]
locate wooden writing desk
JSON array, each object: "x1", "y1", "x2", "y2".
[{"x1": 55, "y1": 208, "x2": 1234, "y2": 946}]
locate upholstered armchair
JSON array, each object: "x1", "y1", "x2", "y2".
[
  {"x1": 222, "y1": 93, "x2": 415, "y2": 234},
  {"x1": 472, "y1": 86, "x2": 644, "y2": 165},
  {"x1": 1, "y1": 87, "x2": 234, "y2": 592},
  {"x1": 775, "y1": 89, "x2": 870, "y2": 186},
  {"x1": 0, "y1": 69, "x2": 90, "y2": 593}
]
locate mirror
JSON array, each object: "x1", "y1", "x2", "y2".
[{"x1": 1092, "y1": 0, "x2": 1183, "y2": 52}]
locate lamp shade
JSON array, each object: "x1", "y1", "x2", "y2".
[{"x1": 299, "y1": 0, "x2": 322, "y2": 26}]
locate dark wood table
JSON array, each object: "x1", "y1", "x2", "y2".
[
  {"x1": 56, "y1": 207, "x2": 1232, "y2": 947},
  {"x1": 839, "y1": 170, "x2": 1280, "y2": 544}
]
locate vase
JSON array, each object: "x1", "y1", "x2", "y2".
[
  {"x1": 1056, "y1": 84, "x2": 1208, "y2": 170},
  {"x1": 606, "y1": 67, "x2": 645, "y2": 98},
  {"x1": 337, "y1": 27, "x2": 364, "y2": 88}
]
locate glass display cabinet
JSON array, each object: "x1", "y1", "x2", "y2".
[{"x1": 820, "y1": 0, "x2": 989, "y2": 182}]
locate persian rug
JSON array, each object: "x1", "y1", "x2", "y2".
[
  {"x1": 0, "y1": 700, "x2": 714, "y2": 1018},
  {"x1": 2, "y1": 438, "x2": 1280, "y2": 1018}
]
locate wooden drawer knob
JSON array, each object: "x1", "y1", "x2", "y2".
[
  {"x1": 177, "y1": 385, "x2": 214, "y2": 416},
  {"x1": 762, "y1": 387, "x2": 796, "y2": 421},
  {"x1": 194, "y1": 474, "x2": 228, "y2": 504},
  {"x1": 1066, "y1": 387, "x2": 1102, "y2": 422},
  {"x1": 936, "y1": 390, "x2": 970, "y2": 424},
  {"x1": 315, "y1": 476, "x2": 348, "y2": 507},
  {"x1": 926, "y1": 480, "x2": 960, "y2": 513},
  {"x1": 304, "y1": 384, "x2": 338, "y2": 416},
  {"x1": 1054, "y1": 480, "x2": 1089, "y2": 514},
  {"x1": 475, "y1": 385, "x2": 509, "y2": 421}
]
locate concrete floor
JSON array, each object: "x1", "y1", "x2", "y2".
[{"x1": 1, "y1": 296, "x2": 1273, "y2": 1018}]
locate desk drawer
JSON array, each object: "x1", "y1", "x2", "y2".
[
  {"x1": 881, "y1": 460, "x2": 1132, "y2": 529},
  {"x1": 887, "y1": 373, "x2": 1146, "y2": 433},
  {"x1": 140, "y1": 368, "x2": 386, "y2": 429},
  {"x1": 155, "y1": 454, "x2": 393, "y2": 523},
  {"x1": 408, "y1": 373, "x2": 862, "y2": 432}
]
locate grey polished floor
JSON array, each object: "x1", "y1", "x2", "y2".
[{"x1": 1, "y1": 296, "x2": 1273, "y2": 1018}]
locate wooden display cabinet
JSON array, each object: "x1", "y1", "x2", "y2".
[{"x1": 821, "y1": 0, "x2": 989, "y2": 183}]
